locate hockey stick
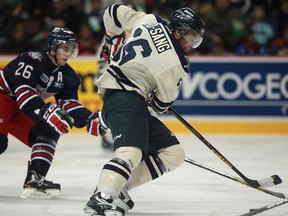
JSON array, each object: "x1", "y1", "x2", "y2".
[
  {"x1": 169, "y1": 107, "x2": 282, "y2": 188},
  {"x1": 184, "y1": 158, "x2": 288, "y2": 199},
  {"x1": 239, "y1": 198, "x2": 288, "y2": 216}
]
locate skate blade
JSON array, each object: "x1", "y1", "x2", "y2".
[
  {"x1": 21, "y1": 188, "x2": 60, "y2": 199},
  {"x1": 83, "y1": 205, "x2": 102, "y2": 216},
  {"x1": 114, "y1": 198, "x2": 130, "y2": 214},
  {"x1": 104, "y1": 210, "x2": 123, "y2": 216}
]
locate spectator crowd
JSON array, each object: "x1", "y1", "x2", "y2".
[{"x1": 0, "y1": 0, "x2": 288, "y2": 56}]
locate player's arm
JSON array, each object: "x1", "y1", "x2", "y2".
[
  {"x1": 11, "y1": 54, "x2": 73, "y2": 134},
  {"x1": 150, "y1": 66, "x2": 186, "y2": 114},
  {"x1": 54, "y1": 76, "x2": 92, "y2": 128},
  {"x1": 100, "y1": 4, "x2": 147, "y2": 62},
  {"x1": 57, "y1": 97, "x2": 92, "y2": 128},
  {"x1": 12, "y1": 54, "x2": 47, "y2": 121},
  {"x1": 14, "y1": 82, "x2": 73, "y2": 135},
  {"x1": 56, "y1": 88, "x2": 108, "y2": 136},
  {"x1": 103, "y1": 4, "x2": 146, "y2": 38}
]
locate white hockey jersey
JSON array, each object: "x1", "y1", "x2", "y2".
[{"x1": 97, "y1": 4, "x2": 189, "y2": 113}]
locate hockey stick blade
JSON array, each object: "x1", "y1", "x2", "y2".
[
  {"x1": 257, "y1": 175, "x2": 282, "y2": 188},
  {"x1": 169, "y1": 107, "x2": 282, "y2": 188},
  {"x1": 185, "y1": 158, "x2": 288, "y2": 199},
  {"x1": 239, "y1": 198, "x2": 288, "y2": 216}
]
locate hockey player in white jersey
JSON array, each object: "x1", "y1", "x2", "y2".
[{"x1": 84, "y1": 4, "x2": 205, "y2": 216}]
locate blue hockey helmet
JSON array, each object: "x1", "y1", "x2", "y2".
[{"x1": 47, "y1": 27, "x2": 79, "y2": 57}]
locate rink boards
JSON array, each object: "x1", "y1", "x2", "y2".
[
  {"x1": 169, "y1": 56, "x2": 288, "y2": 134},
  {"x1": 69, "y1": 116, "x2": 288, "y2": 134},
  {"x1": 0, "y1": 55, "x2": 287, "y2": 134}
]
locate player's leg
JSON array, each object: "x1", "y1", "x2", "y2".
[
  {"x1": 21, "y1": 121, "x2": 61, "y2": 198},
  {"x1": 126, "y1": 145, "x2": 185, "y2": 188},
  {"x1": 1, "y1": 93, "x2": 61, "y2": 198},
  {"x1": 84, "y1": 146, "x2": 142, "y2": 216},
  {"x1": 9, "y1": 109, "x2": 61, "y2": 198},
  {"x1": 0, "y1": 93, "x2": 16, "y2": 155},
  {"x1": 0, "y1": 134, "x2": 8, "y2": 154},
  {"x1": 84, "y1": 90, "x2": 149, "y2": 216},
  {"x1": 115, "y1": 116, "x2": 185, "y2": 214},
  {"x1": 128, "y1": 114, "x2": 185, "y2": 187},
  {"x1": 113, "y1": 145, "x2": 185, "y2": 214}
]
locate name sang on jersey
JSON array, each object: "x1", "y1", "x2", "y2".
[{"x1": 144, "y1": 23, "x2": 171, "y2": 54}]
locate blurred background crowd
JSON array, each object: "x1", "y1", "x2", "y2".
[{"x1": 0, "y1": 0, "x2": 288, "y2": 56}]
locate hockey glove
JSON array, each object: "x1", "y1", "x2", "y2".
[
  {"x1": 39, "y1": 102, "x2": 74, "y2": 135},
  {"x1": 87, "y1": 111, "x2": 108, "y2": 136},
  {"x1": 100, "y1": 32, "x2": 126, "y2": 62},
  {"x1": 100, "y1": 44, "x2": 111, "y2": 62}
]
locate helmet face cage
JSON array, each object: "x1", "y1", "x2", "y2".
[
  {"x1": 47, "y1": 27, "x2": 79, "y2": 58},
  {"x1": 170, "y1": 8, "x2": 205, "y2": 48}
]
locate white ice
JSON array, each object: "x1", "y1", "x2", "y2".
[{"x1": 0, "y1": 132, "x2": 288, "y2": 216}]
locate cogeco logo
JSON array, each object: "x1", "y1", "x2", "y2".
[{"x1": 182, "y1": 72, "x2": 288, "y2": 100}]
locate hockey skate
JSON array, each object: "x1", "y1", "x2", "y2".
[
  {"x1": 115, "y1": 186, "x2": 134, "y2": 214},
  {"x1": 21, "y1": 161, "x2": 60, "y2": 199},
  {"x1": 83, "y1": 192, "x2": 123, "y2": 216}
]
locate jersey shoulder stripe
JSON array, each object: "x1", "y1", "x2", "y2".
[
  {"x1": 58, "y1": 99, "x2": 84, "y2": 113},
  {"x1": 108, "y1": 4, "x2": 122, "y2": 28}
]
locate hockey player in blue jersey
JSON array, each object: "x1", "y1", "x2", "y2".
[
  {"x1": 84, "y1": 4, "x2": 205, "y2": 216},
  {"x1": 0, "y1": 27, "x2": 92, "y2": 198}
]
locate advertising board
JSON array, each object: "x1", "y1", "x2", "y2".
[{"x1": 1, "y1": 55, "x2": 287, "y2": 134}]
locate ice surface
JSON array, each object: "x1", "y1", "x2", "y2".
[{"x1": 1, "y1": 133, "x2": 288, "y2": 216}]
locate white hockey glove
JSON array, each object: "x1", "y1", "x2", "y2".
[
  {"x1": 87, "y1": 111, "x2": 108, "y2": 136},
  {"x1": 39, "y1": 102, "x2": 74, "y2": 135},
  {"x1": 100, "y1": 32, "x2": 125, "y2": 62}
]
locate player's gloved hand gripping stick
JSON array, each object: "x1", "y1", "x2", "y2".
[
  {"x1": 87, "y1": 111, "x2": 108, "y2": 136},
  {"x1": 39, "y1": 102, "x2": 74, "y2": 135},
  {"x1": 100, "y1": 32, "x2": 125, "y2": 63}
]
